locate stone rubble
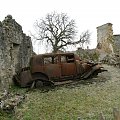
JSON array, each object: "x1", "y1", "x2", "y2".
[{"x1": 0, "y1": 90, "x2": 25, "y2": 113}]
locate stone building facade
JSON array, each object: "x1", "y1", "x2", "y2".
[
  {"x1": 0, "y1": 15, "x2": 33, "y2": 91},
  {"x1": 96, "y1": 23, "x2": 120, "y2": 65},
  {"x1": 113, "y1": 34, "x2": 120, "y2": 55},
  {"x1": 96, "y1": 23, "x2": 114, "y2": 54},
  {"x1": 97, "y1": 23, "x2": 120, "y2": 55}
]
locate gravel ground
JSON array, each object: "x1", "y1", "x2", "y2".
[{"x1": 96, "y1": 64, "x2": 120, "y2": 84}]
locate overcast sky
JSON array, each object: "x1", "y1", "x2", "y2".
[{"x1": 0, "y1": 0, "x2": 120, "y2": 53}]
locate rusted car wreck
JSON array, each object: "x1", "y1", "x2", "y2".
[{"x1": 13, "y1": 53, "x2": 106, "y2": 88}]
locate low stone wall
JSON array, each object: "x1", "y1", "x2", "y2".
[{"x1": 76, "y1": 48, "x2": 100, "y2": 62}]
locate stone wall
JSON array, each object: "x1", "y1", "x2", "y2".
[
  {"x1": 96, "y1": 23, "x2": 120, "y2": 66},
  {"x1": 96, "y1": 23, "x2": 114, "y2": 54},
  {"x1": 96, "y1": 23, "x2": 120, "y2": 56},
  {"x1": 0, "y1": 15, "x2": 33, "y2": 91},
  {"x1": 113, "y1": 34, "x2": 120, "y2": 55},
  {"x1": 76, "y1": 48, "x2": 99, "y2": 62}
]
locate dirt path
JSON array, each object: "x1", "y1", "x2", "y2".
[
  {"x1": 92, "y1": 64, "x2": 120, "y2": 96},
  {"x1": 99, "y1": 64, "x2": 120, "y2": 82}
]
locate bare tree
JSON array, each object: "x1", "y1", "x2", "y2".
[
  {"x1": 79, "y1": 30, "x2": 90, "y2": 48},
  {"x1": 32, "y1": 12, "x2": 90, "y2": 53}
]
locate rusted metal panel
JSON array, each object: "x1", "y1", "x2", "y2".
[
  {"x1": 20, "y1": 70, "x2": 32, "y2": 87},
  {"x1": 81, "y1": 64, "x2": 100, "y2": 79},
  {"x1": 30, "y1": 55, "x2": 44, "y2": 73},
  {"x1": 44, "y1": 64, "x2": 61, "y2": 77},
  {"x1": 61, "y1": 63, "x2": 77, "y2": 76},
  {"x1": 13, "y1": 52, "x2": 107, "y2": 87}
]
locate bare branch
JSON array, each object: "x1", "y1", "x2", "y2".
[{"x1": 32, "y1": 11, "x2": 90, "y2": 53}]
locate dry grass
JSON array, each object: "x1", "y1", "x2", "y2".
[{"x1": 1, "y1": 65, "x2": 120, "y2": 120}]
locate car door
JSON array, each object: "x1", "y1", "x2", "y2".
[
  {"x1": 44, "y1": 55, "x2": 61, "y2": 78},
  {"x1": 61, "y1": 54, "x2": 77, "y2": 76}
]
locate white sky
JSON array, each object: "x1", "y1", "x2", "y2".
[{"x1": 0, "y1": 0, "x2": 120, "y2": 53}]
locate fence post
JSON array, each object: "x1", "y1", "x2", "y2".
[
  {"x1": 113, "y1": 108, "x2": 120, "y2": 120},
  {"x1": 99, "y1": 112, "x2": 105, "y2": 120}
]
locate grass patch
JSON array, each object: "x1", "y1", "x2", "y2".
[{"x1": 1, "y1": 65, "x2": 120, "y2": 120}]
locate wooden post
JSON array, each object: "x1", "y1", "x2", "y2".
[{"x1": 113, "y1": 108, "x2": 120, "y2": 120}]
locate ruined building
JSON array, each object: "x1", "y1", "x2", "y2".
[
  {"x1": 0, "y1": 15, "x2": 33, "y2": 91},
  {"x1": 97, "y1": 23, "x2": 120, "y2": 55},
  {"x1": 77, "y1": 23, "x2": 120, "y2": 62},
  {"x1": 113, "y1": 35, "x2": 120, "y2": 55},
  {"x1": 96, "y1": 23, "x2": 120, "y2": 65},
  {"x1": 96, "y1": 23, "x2": 114, "y2": 53}
]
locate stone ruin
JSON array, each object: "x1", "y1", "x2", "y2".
[
  {"x1": 76, "y1": 23, "x2": 120, "y2": 67},
  {"x1": 96, "y1": 23, "x2": 120, "y2": 66},
  {"x1": 0, "y1": 15, "x2": 33, "y2": 91},
  {"x1": 0, "y1": 15, "x2": 120, "y2": 92},
  {"x1": 96, "y1": 23, "x2": 114, "y2": 53},
  {"x1": 96, "y1": 23, "x2": 120, "y2": 55}
]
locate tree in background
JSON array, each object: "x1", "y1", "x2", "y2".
[
  {"x1": 79, "y1": 30, "x2": 90, "y2": 48},
  {"x1": 32, "y1": 12, "x2": 90, "y2": 53}
]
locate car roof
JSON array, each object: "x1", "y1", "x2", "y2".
[{"x1": 33, "y1": 52, "x2": 75, "y2": 58}]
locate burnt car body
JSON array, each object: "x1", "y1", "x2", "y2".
[{"x1": 13, "y1": 53, "x2": 106, "y2": 87}]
